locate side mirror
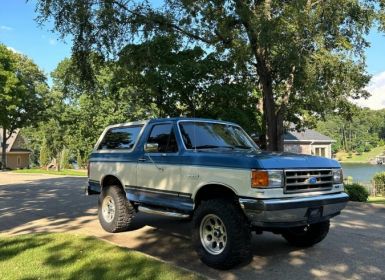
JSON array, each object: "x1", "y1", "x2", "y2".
[{"x1": 144, "y1": 143, "x2": 159, "y2": 153}]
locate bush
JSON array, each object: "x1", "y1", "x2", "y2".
[
  {"x1": 60, "y1": 148, "x2": 71, "y2": 169},
  {"x1": 373, "y1": 172, "x2": 385, "y2": 185},
  {"x1": 39, "y1": 139, "x2": 50, "y2": 167},
  {"x1": 344, "y1": 183, "x2": 369, "y2": 202}
]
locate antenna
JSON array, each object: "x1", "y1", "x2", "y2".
[{"x1": 192, "y1": 90, "x2": 197, "y2": 152}]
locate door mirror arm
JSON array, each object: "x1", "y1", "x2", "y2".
[{"x1": 143, "y1": 143, "x2": 164, "y2": 171}]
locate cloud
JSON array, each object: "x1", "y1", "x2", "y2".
[
  {"x1": 0, "y1": 25, "x2": 13, "y2": 31},
  {"x1": 354, "y1": 71, "x2": 385, "y2": 110},
  {"x1": 6, "y1": 46, "x2": 21, "y2": 54},
  {"x1": 49, "y1": 38, "x2": 57, "y2": 46}
]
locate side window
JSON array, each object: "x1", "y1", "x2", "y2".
[
  {"x1": 98, "y1": 125, "x2": 143, "y2": 150},
  {"x1": 147, "y1": 124, "x2": 178, "y2": 153}
]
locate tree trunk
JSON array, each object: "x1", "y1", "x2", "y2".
[
  {"x1": 255, "y1": 57, "x2": 284, "y2": 152},
  {"x1": 234, "y1": 0, "x2": 285, "y2": 152},
  {"x1": 1, "y1": 128, "x2": 6, "y2": 170}
]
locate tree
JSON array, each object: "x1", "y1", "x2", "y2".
[
  {"x1": 0, "y1": 44, "x2": 48, "y2": 170},
  {"x1": 317, "y1": 106, "x2": 385, "y2": 154},
  {"x1": 118, "y1": 35, "x2": 261, "y2": 132},
  {"x1": 26, "y1": 46, "x2": 260, "y2": 164},
  {"x1": 60, "y1": 147, "x2": 70, "y2": 169},
  {"x1": 39, "y1": 138, "x2": 50, "y2": 167},
  {"x1": 34, "y1": 0, "x2": 384, "y2": 151}
]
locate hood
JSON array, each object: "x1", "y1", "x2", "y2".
[
  {"x1": 253, "y1": 152, "x2": 340, "y2": 169},
  {"x1": 182, "y1": 150, "x2": 340, "y2": 170}
]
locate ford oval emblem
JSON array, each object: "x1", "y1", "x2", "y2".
[{"x1": 308, "y1": 177, "x2": 317, "y2": 184}]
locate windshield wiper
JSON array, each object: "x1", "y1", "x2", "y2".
[
  {"x1": 193, "y1": 145, "x2": 233, "y2": 149},
  {"x1": 232, "y1": 145, "x2": 253, "y2": 150}
]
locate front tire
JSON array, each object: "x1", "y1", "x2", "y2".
[
  {"x1": 98, "y1": 185, "x2": 134, "y2": 233},
  {"x1": 282, "y1": 220, "x2": 330, "y2": 247},
  {"x1": 192, "y1": 199, "x2": 252, "y2": 269}
]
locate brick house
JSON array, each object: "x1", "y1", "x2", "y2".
[
  {"x1": 0, "y1": 129, "x2": 31, "y2": 169},
  {"x1": 284, "y1": 129, "x2": 335, "y2": 159}
]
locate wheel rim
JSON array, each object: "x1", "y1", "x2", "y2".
[
  {"x1": 102, "y1": 195, "x2": 116, "y2": 223},
  {"x1": 200, "y1": 214, "x2": 227, "y2": 255}
]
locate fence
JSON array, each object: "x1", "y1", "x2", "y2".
[
  {"x1": 369, "y1": 182, "x2": 385, "y2": 196},
  {"x1": 344, "y1": 178, "x2": 385, "y2": 196},
  {"x1": 361, "y1": 182, "x2": 385, "y2": 197}
]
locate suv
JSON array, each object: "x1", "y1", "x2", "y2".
[{"x1": 87, "y1": 118, "x2": 348, "y2": 269}]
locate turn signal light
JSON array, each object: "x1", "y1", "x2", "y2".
[{"x1": 251, "y1": 170, "x2": 269, "y2": 188}]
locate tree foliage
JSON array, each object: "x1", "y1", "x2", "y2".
[
  {"x1": 317, "y1": 107, "x2": 385, "y2": 153},
  {"x1": 34, "y1": 0, "x2": 385, "y2": 151},
  {"x1": 25, "y1": 41, "x2": 262, "y2": 163},
  {"x1": 0, "y1": 44, "x2": 48, "y2": 169},
  {"x1": 39, "y1": 138, "x2": 50, "y2": 167}
]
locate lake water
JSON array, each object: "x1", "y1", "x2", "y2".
[{"x1": 340, "y1": 163, "x2": 385, "y2": 184}]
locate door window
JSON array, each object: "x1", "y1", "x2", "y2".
[{"x1": 147, "y1": 124, "x2": 178, "y2": 153}]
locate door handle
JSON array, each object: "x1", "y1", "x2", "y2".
[{"x1": 138, "y1": 158, "x2": 147, "y2": 162}]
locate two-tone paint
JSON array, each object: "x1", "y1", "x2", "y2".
[{"x1": 88, "y1": 118, "x2": 347, "y2": 221}]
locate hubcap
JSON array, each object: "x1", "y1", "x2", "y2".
[
  {"x1": 102, "y1": 195, "x2": 116, "y2": 223},
  {"x1": 200, "y1": 214, "x2": 227, "y2": 255}
]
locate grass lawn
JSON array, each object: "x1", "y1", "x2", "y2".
[
  {"x1": 0, "y1": 233, "x2": 204, "y2": 280},
  {"x1": 336, "y1": 146, "x2": 385, "y2": 163},
  {"x1": 12, "y1": 168, "x2": 87, "y2": 177},
  {"x1": 368, "y1": 196, "x2": 385, "y2": 205}
]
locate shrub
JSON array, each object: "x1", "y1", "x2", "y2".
[
  {"x1": 373, "y1": 172, "x2": 385, "y2": 185},
  {"x1": 39, "y1": 139, "x2": 50, "y2": 167},
  {"x1": 344, "y1": 183, "x2": 369, "y2": 202},
  {"x1": 60, "y1": 148, "x2": 71, "y2": 169}
]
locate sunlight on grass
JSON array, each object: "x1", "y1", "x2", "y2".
[
  {"x1": 0, "y1": 233, "x2": 203, "y2": 280},
  {"x1": 336, "y1": 146, "x2": 385, "y2": 162},
  {"x1": 12, "y1": 168, "x2": 87, "y2": 177},
  {"x1": 367, "y1": 196, "x2": 385, "y2": 205}
]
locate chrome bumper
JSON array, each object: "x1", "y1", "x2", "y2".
[{"x1": 239, "y1": 192, "x2": 349, "y2": 228}]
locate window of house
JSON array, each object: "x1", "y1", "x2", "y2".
[
  {"x1": 146, "y1": 124, "x2": 178, "y2": 153},
  {"x1": 17, "y1": 156, "x2": 21, "y2": 166},
  {"x1": 315, "y1": 147, "x2": 326, "y2": 157},
  {"x1": 98, "y1": 125, "x2": 143, "y2": 150}
]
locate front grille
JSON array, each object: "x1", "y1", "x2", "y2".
[{"x1": 284, "y1": 169, "x2": 333, "y2": 193}]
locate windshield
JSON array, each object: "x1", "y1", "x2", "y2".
[{"x1": 178, "y1": 121, "x2": 259, "y2": 151}]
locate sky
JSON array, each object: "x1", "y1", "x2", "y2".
[{"x1": 0, "y1": 0, "x2": 385, "y2": 109}]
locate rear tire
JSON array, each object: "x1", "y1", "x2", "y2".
[
  {"x1": 98, "y1": 185, "x2": 134, "y2": 233},
  {"x1": 192, "y1": 199, "x2": 252, "y2": 269},
  {"x1": 282, "y1": 220, "x2": 330, "y2": 247}
]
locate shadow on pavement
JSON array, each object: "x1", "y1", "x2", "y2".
[
  {"x1": 1, "y1": 174, "x2": 385, "y2": 280},
  {"x1": 0, "y1": 175, "x2": 96, "y2": 234}
]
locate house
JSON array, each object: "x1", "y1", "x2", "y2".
[
  {"x1": 0, "y1": 129, "x2": 31, "y2": 169},
  {"x1": 284, "y1": 129, "x2": 335, "y2": 158}
]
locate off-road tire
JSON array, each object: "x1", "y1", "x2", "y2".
[
  {"x1": 192, "y1": 199, "x2": 252, "y2": 270},
  {"x1": 98, "y1": 185, "x2": 134, "y2": 233},
  {"x1": 282, "y1": 220, "x2": 330, "y2": 247}
]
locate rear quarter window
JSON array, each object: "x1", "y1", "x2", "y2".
[{"x1": 98, "y1": 125, "x2": 143, "y2": 150}]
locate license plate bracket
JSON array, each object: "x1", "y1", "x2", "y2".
[{"x1": 306, "y1": 206, "x2": 323, "y2": 222}]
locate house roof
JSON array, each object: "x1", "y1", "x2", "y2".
[
  {"x1": 284, "y1": 129, "x2": 334, "y2": 143},
  {"x1": 0, "y1": 128, "x2": 29, "y2": 153}
]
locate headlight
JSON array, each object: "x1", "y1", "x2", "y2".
[
  {"x1": 332, "y1": 169, "x2": 343, "y2": 184},
  {"x1": 251, "y1": 170, "x2": 284, "y2": 188}
]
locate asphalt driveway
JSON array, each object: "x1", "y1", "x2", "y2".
[{"x1": 1, "y1": 172, "x2": 384, "y2": 280}]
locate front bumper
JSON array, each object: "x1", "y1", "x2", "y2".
[
  {"x1": 85, "y1": 180, "x2": 101, "y2": 195},
  {"x1": 239, "y1": 192, "x2": 349, "y2": 228}
]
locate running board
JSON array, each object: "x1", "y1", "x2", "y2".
[{"x1": 138, "y1": 206, "x2": 190, "y2": 218}]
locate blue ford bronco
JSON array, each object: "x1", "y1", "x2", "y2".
[{"x1": 87, "y1": 118, "x2": 348, "y2": 269}]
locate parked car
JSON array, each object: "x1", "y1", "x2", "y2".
[{"x1": 87, "y1": 118, "x2": 348, "y2": 269}]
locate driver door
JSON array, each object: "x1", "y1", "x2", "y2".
[{"x1": 136, "y1": 123, "x2": 181, "y2": 193}]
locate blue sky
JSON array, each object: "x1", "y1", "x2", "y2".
[{"x1": 1, "y1": 0, "x2": 385, "y2": 108}]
